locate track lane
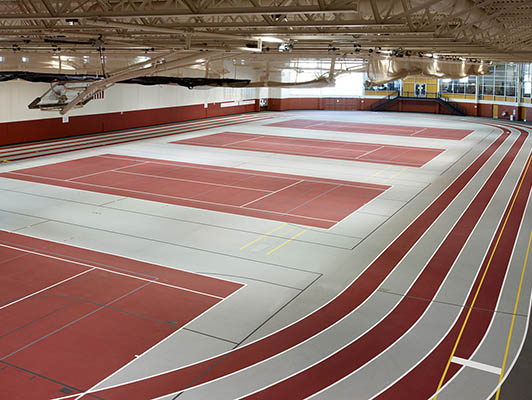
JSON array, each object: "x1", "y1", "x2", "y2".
[
  {"x1": 373, "y1": 125, "x2": 532, "y2": 400},
  {"x1": 238, "y1": 125, "x2": 527, "y2": 399},
  {"x1": 66, "y1": 126, "x2": 509, "y2": 400}
]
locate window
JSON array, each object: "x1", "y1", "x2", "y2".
[
  {"x1": 521, "y1": 63, "x2": 532, "y2": 99},
  {"x1": 480, "y1": 63, "x2": 518, "y2": 99},
  {"x1": 371, "y1": 79, "x2": 401, "y2": 92},
  {"x1": 440, "y1": 76, "x2": 475, "y2": 95}
]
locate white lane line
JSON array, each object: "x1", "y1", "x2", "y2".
[
  {"x1": 114, "y1": 170, "x2": 270, "y2": 193},
  {"x1": 354, "y1": 145, "x2": 385, "y2": 159},
  {"x1": 57, "y1": 280, "x2": 247, "y2": 400},
  {"x1": 98, "y1": 154, "x2": 388, "y2": 190},
  {"x1": 412, "y1": 128, "x2": 428, "y2": 136},
  {"x1": 247, "y1": 127, "x2": 515, "y2": 399},
  {"x1": 0, "y1": 267, "x2": 96, "y2": 311},
  {"x1": 0, "y1": 244, "x2": 224, "y2": 300},
  {"x1": 66, "y1": 162, "x2": 149, "y2": 181},
  {"x1": 0, "y1": 114, "x2": 260, "y2": 156},
  {"x1": 253, "y1": 132, "x2": 511, "y2": 399},
  {"x1": 364, "y1": 124, "x2": 522, "y2": 400},
  {"x1": 4, "y1": 172, "x2": 337, "y2": 224},
  {"x1": 70, "y1": 121, "x2": 507, "y2": 400},
  {"x1": 1, "y1": 115, "x2": 268, "y2": 160},
  {"x1": 451, "y1": 356, "x2": 502, "y2": 375},
  {"x1": 3, "y1": 116, "x2": 266, "y2": 158},
  {"x1": 240, "y1": 180, "x2": 302, "y2": 208}
]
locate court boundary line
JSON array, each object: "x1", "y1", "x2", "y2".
[
  {"x1": 0, "y1": 243, "x2": 226, "y2": 300},
  {"x1": 0, "y1": 267, "x2": 96, "y2": 311},
  {"x1": 0, "y1": 113, "x2": 260, "y2": 154},
  {"x1": 177, "y1": 134, "x2": 441, "y2": 168},
  {"x1": 66, "y1": 280, "x2": 246, "y2": 400},
  {"x1": 429, "y1": 135, "x2": 532, "y2": 400},
  {"x1": 56, "y1": 120, "x2": 507, "y2": 400},
  {"x1": 239, "y1": 180, "x2": 303, "y2": 208},
  {"x1": 264, "y1": 119, "x2": 473, "y2": 140},
  {"x1": 4, "y1": 169, "x2": 383, "y2": 228},
  {"x1": 237, "y1": 127, "x2": 523, "y2": 400},
  {"x1": 0, "y1": 115, "x2": 270, "y2": 162},
  {"x1": 365, "y1": 125, "x2": 532, "y2": 400},
  {"x1": 97, "y1": 154, "x2": 390, "y2": 190},
  {"x1": 0, "y1": 114, "x2": 266, "y2": 157},
  {"x1": 0, "y1": 228, "x2": 250, "y2": 290}
]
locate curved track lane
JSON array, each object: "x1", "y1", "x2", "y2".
[
  {"x1": 63, "y1": 122, "x2": 513, "y2": 400},
  {"x1": 239, "y1": 124, "x2": 528, "y2": 399}
]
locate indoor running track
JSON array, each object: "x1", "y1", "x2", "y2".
[
  {"x1": 48, "y1": 120, "x2": 532, "y2": 400},
  {"x1": 174, "y1": 131, "x2": 444, "y2": 167},
  {"x1": 265, "y1": 118, "x2": 473, "y2": 140},
  {"x1": 0, "y1": 230, "x2": 243, "y2": 400},
  {"x1": 0, "y1": 154, "x2": 389, "y2": 229}
]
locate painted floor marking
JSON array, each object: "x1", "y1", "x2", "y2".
[
  {"x1": 54, "y1": 278, "x2": 246, "y2": 400},
  {"x1": 362, "y1": 165, "x2": 394, "y2": 183},
  {"x1": 0, "y1": 114, "x2": 264, "y2": 156},
  {"x1": 66, "y1": 162, "x2": 149, "y2": 181},
  {"x1": 0, "y1": 243, "x2": 224, "y2": 300},
  {"x1": 51, "y1": 125, "x2": 507, "y2": 400},
  {"x1": 434, "y1": 143, "x2": 532, "y2": 399},
  {"x1": 0, "y1": 113, "x2": 260, "y2": 155},
  {"x1": 0, "y1": 114, "x2": 269, "y2": 162},
  {"x1": 177, "y1": 132, "x2": 441, "y2": 168},
  {"x1": 0, "y1": 267, "x2": 96, "y2": 311},
  {"x1": 267, "y1": 229, "x2": 309, "y2": 255},
  {"x1": 239, "y1": 181, "x2": 303, "y2": 207},
  {"x1": 381, "y1": 166, "x2": 408, "y2": 184},
  {"x1": 5, "y1": 171, "x2": 340, "y2": 225},
  {"x1": 495, "y1": 222, "x2": 532, "y2": 399},
  {"x1": 300, "y1": 127, "x2": 520, "y2": 400},
  {"x1": 115, "y1": 170, "x2": 272, "y2": 193},
  {"x1": 98, "y1": 155, "x2": 387, "y2": 190},
  {"x1": 240, "y1": 223, "x2": 287, "y2": 250},
  {"x1": 239, "y1": 129, "x2": 521, "y2": 399},
  {"x1": 451, "y1": 356, "x2": 502, "y2": 375}
]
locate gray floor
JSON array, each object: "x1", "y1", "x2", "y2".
[{"x1": 0, "y1": 111, "x2": 530, "y2": 399}]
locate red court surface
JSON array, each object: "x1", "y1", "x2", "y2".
[
  {"x1": 0, "y1": 154, "x2": 389, "y2": 229},
  {"x1": 0, "y1": 230, "x2": 243, "y2": 400},
  {"x1": 265, "y1": 118, "x2": 473, "y2": 140},
  {"x1": 175, "y1": 132, "x2": 444, "y2": 167}
]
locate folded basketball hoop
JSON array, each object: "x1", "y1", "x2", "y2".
[{"x1": 28, "y1": 81, "x2": 104, "y2": 111}]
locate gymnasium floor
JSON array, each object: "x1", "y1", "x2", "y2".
[{"x1": 0, "y1": 110, "x2": 531, "y2": 400}]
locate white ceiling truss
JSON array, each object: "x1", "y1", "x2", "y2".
[{"x1": 0, "y1": 0, "x2": 531, "y2": 75}]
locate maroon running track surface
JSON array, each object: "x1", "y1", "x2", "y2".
[
  {"x1": 0, "y1": 230, "x2": 243, "y2": 400},
  {"x1": 0, "y1": 154, "x2": 389, "y2": 229},
  {"x1": 175, "y1": 132, "x2": 444, "y2": 167},
  {"x1": 265, "y1": 119, "x2": 473, "y2": 140},
  {"x1": 66, "y1": 125, "x2": 510, "y2": 400},
  {"x1": 243, "y1": 125, "x2": 529, "y2": 399}
]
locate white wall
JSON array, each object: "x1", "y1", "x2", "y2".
[{"x1": 0, "y1": 62, "x2": 265, "y2": 123}]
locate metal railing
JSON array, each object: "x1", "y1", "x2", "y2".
[
  {"x1": 370, "y1": 91, "x2": 399, "y2": 111},
  {"x1": 371, "y1": 91, "x2": 466, "y2": 115}
]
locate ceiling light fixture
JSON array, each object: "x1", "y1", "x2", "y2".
[{"x1": 253, "y1": 36, "x2": 284, "y2": 44}]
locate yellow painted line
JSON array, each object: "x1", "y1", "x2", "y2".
[
  {"x1": 362, "y1": 165, "x2": 394, "y2": 182},
  {"x1": 240, "y1": 223, "x2": 287, "y2": 251},
  {"x1": 434, "y1": 152, "x2": 532, "y2": 399},
  {"x1": 267, "y1": 228, "x2": 309, "y2": 255},
  {"x1": 495, "y1": 224, "x2": 532, "y2": 399},
  {"x1": 382, "y1": 166, "x2": 408, "y2": 184}
]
